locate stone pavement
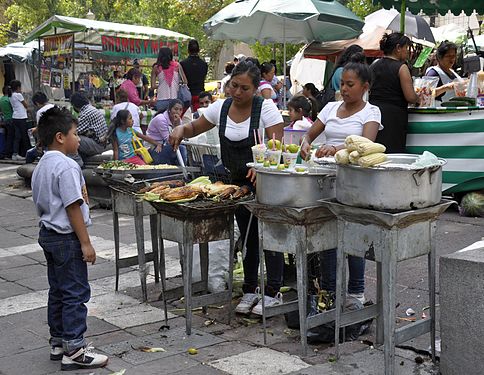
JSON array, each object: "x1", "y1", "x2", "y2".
[{"x1": 0, "y1": 161, "x2": 482, "y2": 374}]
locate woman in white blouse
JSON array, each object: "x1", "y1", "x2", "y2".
[{"x1": 169, "y1": 61, "x2": 285, "y2": 316}]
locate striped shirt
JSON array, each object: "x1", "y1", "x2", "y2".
[{"x1": 77, "y1": 104, "x2": 108, "y2": 144}]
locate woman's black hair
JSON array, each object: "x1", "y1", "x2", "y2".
[
  {"x1": 230, "y1": 60, "x2": 261, "y2": 88},
  {"x1": 436, "y1": 41, "x2": 458, "y2": 60},
  {"x1": 335, "y1": 45, "x2": 364, "y2": 69},
  {"x1": 287, "y1": 95, "x2": 318, "y2": 122},
  {"x1": 155, "y1": 47, "x2": 173, "y2": 70},
  {"x1": 224, "y1": 61, "x2": 235, "y2": 75},
  {"x1": 107, "y1": 109, "x2": 131, "y2": 144},
  {"x1": 70, "y1": 92, "x2": 90, "y2": 110},
  {"x1": 260, "y1": 62, "x2": 274, "y2": 77},
  {"x1": 37, "y1": 106, "x2": 76, "y2": 147},
  {"x1": 155, "y1": 98, "x2": 183, "y2": 116},
  {"x1": 9, "y1": 80, "x2": 21, "y2": 93},
  {"x1": 244, "y1": 57, "x2": 260, "y2": 69},
  {"x1": 303, "y1": 83, "x2": 319, "y2": 97},
  {"x1": 343, "y1": 61, "x2": 371, "y2": 84},
  {"x1": 188, "y1": 39, "x2": 200, "y2": 55},
  {"x1": 379, "y1": 32, "x2": 412, "y2": 55}
]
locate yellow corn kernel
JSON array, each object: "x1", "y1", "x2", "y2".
[
  {"x1": 345, "y1": 135, "x2": 373, "y2": 151},
  {"x1": 358, "y1": 153, "x2": 387, "y2": 168},
  {"x1": 356, "y1": 142, "x2": 386, "y2": 156},
  {"x1": 349, "y1": 150, "x2": 361, "y2": 164},
  {"x1": 334, "y1": 149, "x2": 350, "y2": 164}
]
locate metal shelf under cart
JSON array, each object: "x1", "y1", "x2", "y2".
[
  {"x1": 243, "y1": 201, "x2": 337, "y2": 355},
  {"x1": 148, "y1": 197, "x2": 252, "y2": 334},
  {"x1": 319, "y1": 199, "x2": 454, "y2": 375}
]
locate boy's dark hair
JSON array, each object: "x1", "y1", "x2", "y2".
[
  {"x1": 9, "y1": 80, "x2": 21, "y2": 93},
  {"x1": 188, "y1": 39, "x2": 200, "y2": 55},
  {"x1": 70, "y1": 92, "x2": 89, "y2": 110},
  {"x1": 116, "y1": 89, "x2": 129, "y2": 102},
  {"x1": 37, "y1": 107, "x2": 76, "y2": 147},
  {"x1": 32, "y1": 91, "x2": 48, "y2": 106},
  {"x1": 198, "y1": 91, "x2": 212, "y2": 101}
]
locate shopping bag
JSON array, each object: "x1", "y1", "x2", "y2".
[
  {"x1": 131, "y1": 129, "x2": 153, "y2": 164},
  {"x1": 178, "y1": 64, "x2": 192, "y2": 106}
]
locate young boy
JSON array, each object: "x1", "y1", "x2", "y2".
[{"x1": 31, "y1": 107, "x2": 108, "y2": 371}]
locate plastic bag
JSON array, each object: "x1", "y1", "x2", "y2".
[
  {"x1": 411, "y1": 151, "x2": 441, "y2": 168},
  {"x1": 459, "y1": 191, "x2": 484, "y2": 217},
  {"x1": 414, "y1": 76, "x2": 439, "y2": 107}
]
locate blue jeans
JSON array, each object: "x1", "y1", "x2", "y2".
[
  {"x1": 149, "y1": 143, "x2": 187, "y2": 166},
  {"x1": 38, "y1": 227, "x2": 90, "y2": 352},
  {"x1": 320, "y1": 249, "x2": 365, "y2": 294}
]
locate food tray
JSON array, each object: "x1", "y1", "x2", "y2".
[{"x1": 94, "y1": 166, "x2": 199, "y2": 176}]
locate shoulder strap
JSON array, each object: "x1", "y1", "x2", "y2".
[
  {"x1": 219, "y1": 98, "x2": 232, "y2": 137},
  {"x1": 130, "y1": 127, "x2": 142, "y2": 148},
  {"x1": 178, "y1": 63, "x2": 188, "y2": 84},
  {"x1": 249, "y1": 96, "x2": 264, "y2": 130}
]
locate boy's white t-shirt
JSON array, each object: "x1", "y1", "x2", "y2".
[
  {"x1": 202, "y1": 98, "x2": 283, "y2": 142},
  {"x1": 317, "y1": 101, "x2": 382, "y2": 145},
  {"x1": 36, "y1": 103, "x2": 55, "y2": 124},
  {"x1": 10, "y1": 92, "x2": 28, "y2": 119}
]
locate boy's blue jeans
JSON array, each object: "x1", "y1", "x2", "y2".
[
  {"x1": 320, "y1": 249, "x2": 365, "y2": 295},
  {"x1": 38, "y1": 227, "x2": 90, "y2": 353}
]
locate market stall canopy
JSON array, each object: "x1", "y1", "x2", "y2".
[
  {"x1": 204, "y1": 0, "x2": 364, "y2": 44},
  {"x1": 24, "y1": 15, "x2": 192, "y2": 44},
  {"x1": 372, "y1": 0, "x2": 484, "y2": 16},
  {"x1": 0, "y1": 41, "x2": 39, "y2": 63}
]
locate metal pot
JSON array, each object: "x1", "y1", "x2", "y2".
[
  {"x1": 256, "y1": 167, "x2": 336, "y2": 207},
  {"x1": 335, "y1": 154, "x2": 446, "y2": 212}
]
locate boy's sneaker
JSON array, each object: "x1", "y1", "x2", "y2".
[
  {"x1": 12, "y1": 154, "x2": 25, "y2": 161},
  {"x1": 61, "y1": 344, "x2": 108, "y2": 371},
  {"x1": 348, "y1": 293, "x2": 366, "y2": 305},
  {"x1": 50, "y1": 345, "x2": 63, "y2": 361},
  {"x1": 235, "y1": 287, "x2": 260, "y2": 314},
  {"x1": 251, "y1": 292, "x2": 283, "y2": 316}
]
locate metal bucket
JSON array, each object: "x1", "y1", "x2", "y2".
[
  {"x1": 256, "y1": 167, "x2": 336, "y2": 208},
  {"x1": 336, "y1": 154, "x2": 446, "y2": 212}
]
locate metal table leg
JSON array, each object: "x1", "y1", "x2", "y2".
[
  {"x1": 429, "y1": 221, "x2": 437, "y2": 362},
  {"x1": 227, "y1": 218, "x2": 235, "y2": 325},
  {"x1": 182, "y1": 223, "x2": 194, "y2": 335},
  {"x1": 295, "y1": 229, "x2": 308, "y2": 356},
  {"x1": 134, "y1": 200, "x2": 148, "y2": 302},
  {"x1": 259, "y1": 220, "x2": 267, "y2": 345},
  {"x1": 113, "y1": 197, "x2": 121, "y2": 292},
  {"x1": 335, "y1": 220, "x2": 346, "y2": 359},
  {"x1": 150, "y1": 214, "x2": 160, "y2": 283},
  {"x1": 375, "y1": 262, "x2": 383, "y2": 345}
]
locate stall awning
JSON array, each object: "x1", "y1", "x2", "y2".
[
  {"x1": 24, "y1": 15, "x2": 192, "y2": 44},
  {"x1": 0, "y1": 41, "x2": 39, "y2": 63}
]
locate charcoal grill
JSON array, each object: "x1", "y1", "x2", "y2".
[
  {"x1": 319, "y1": 198, "x2": 454, "y2": 375},
  {"x1": 243, "y1": 202, "x2": 337, "y2": 355},
  {"x1": 148, "y1": 194, "x2": 253, "y2": 335}
]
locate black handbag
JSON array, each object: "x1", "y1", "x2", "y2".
[{"x1": 315, "y1": 69, "x2": 336, "y2": 110}]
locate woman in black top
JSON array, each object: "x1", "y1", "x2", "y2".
[
  {"x1": 369, "y1": 33, "x2": 419, "y2": 153},
  {"x1": 170, "y1": 61, "x2": 285, "y2": 316}
]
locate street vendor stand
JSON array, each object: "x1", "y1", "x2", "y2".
[
  {"x1": 406, "y1": 106, "x2": 484, "y2": 194},
  {"x1": 23, "y1": 15, "x2": 191, "y2": 106}
]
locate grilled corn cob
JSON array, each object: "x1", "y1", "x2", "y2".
[
  {"x1": 345, "y1": 135, "x2": 372, "y2": 151},
  {"x1": 349, "y1": 150, "x2": 361, "y2": 164},
  {"x1": 334, "y1": 149, "x2": 350, "y2": 164},
  {"x1": 358, "y1": 153, "x2": 387, "y2": 168},
  {"x1": 356, "y1": 142, "x2": 386, "y2": 156}
]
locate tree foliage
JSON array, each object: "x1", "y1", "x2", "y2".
[
  {"x1": 345, "y1": 0, "x2": 380, "y2": 19},
  {"x1": 251, "y1": 42, "x2": 303, "y2": 75}
]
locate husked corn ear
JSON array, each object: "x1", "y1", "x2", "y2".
[
  {"x1": 345, "y1": 135, "x2": 373, "y2": 151},
  {"x1": 335, "y1": 149, "x2": 350, "y2": 164},
  {"x1": 349, "y1": 150, "x2": 360, "y2": 164},
  {"x1": 356, "y1": 142, "x2": 386, "y2": 156},
  {"x1": 358, "y1": 153, "x2": 387, "y2": 168}
]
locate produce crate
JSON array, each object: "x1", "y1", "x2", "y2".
[{"x1": 184, "y1": 142, "x2": 231, "y2": 183}]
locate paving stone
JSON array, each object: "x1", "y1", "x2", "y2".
[
  {"x1": 98, "y1": 328, "x2": 225, "y2": 365},
  {"x1": 2, "y1": 242, "x2": 42, "y2": 256},
  {"x1": 125, "y1": 354, "x2": 201, "y2": 375},
  {"x1": 0, "y1": 346, "x2": 61, "y2": 375},
  {"x1": 0, "y1": 317, "x2": 47, "y2": 357},
  {"x1": 208, "y1": 347, "x2": 311, "y2": 375},
  {"x1": 1, "y1": 263, "x2": 46, "y2": 281},
  {"x1": 0, "y1": 254, "x2": 37, "y2": 270},
  {"x1": 0, "y1": 290, "x2": 48, "y2": 317},
  {"x1": 168, "y1": 363, "x2": 229, "y2": 375},
  {"x1": 0, "y1": 280, "x2": 33, "y2": 298}
]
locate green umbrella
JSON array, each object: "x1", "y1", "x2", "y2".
[{"x1": 204, "y1": 0, "x2": 364, "y2": 44}]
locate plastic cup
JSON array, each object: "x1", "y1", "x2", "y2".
[
  {"x1": 454, "y1": 81, "x2": 467, "y2": 97},
  {"x1": 282, "y1": 152, "x2": 298, "y2": 169},
  {"x1": 252, "y1": 145, "x2": 266, "y2": 164},
  {"x1": 266, "y1": 149, "x2": 282, "y2": 166}
]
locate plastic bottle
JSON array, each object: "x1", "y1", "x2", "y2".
[{"x1": 467, "y1": 72, "x2": 478, "y2": 98}]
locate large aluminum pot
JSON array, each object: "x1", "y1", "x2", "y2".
[
  {"x1": 336, "y1": 154, "x2": 446, "y2": 212},
  {"x1": 256, "y1": 167, "x2": 336, "y2": 207}
]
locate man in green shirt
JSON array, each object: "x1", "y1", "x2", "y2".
[{"x1": 0, "y1": 86, "x2": 13, "y2": 158}]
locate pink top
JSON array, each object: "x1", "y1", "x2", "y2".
[
  {"x1": 146, "y1": 111, "x2": 172, "y2": 143},
  {"x1": 155, "y1": 62, "x2": 180, "y2": 101},
  {"x1": 119, "y1": 79, "x2": 141, "y2": 106}
]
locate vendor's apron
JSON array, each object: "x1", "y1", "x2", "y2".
[
  {"x1": 219, "y1": 96, "x2": 263, "y2": 187},
  {"x1": 431, "y1": 66, "x2": 462, "y2": 103}
]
